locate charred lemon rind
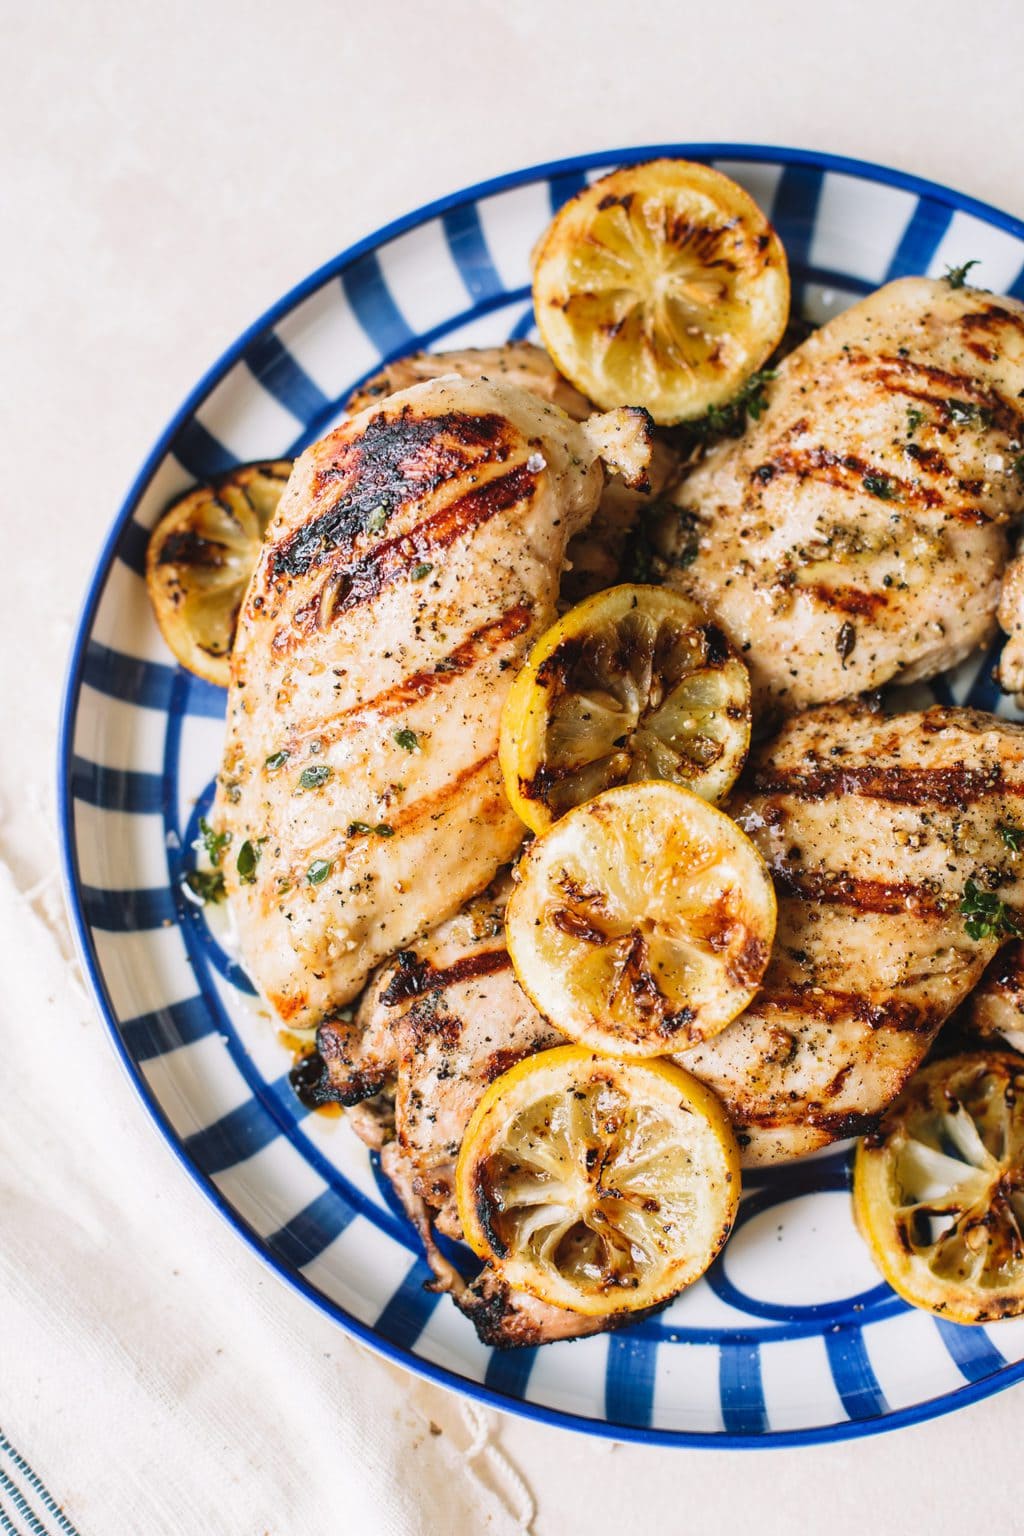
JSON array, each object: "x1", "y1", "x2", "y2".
[
  {"x1": 505, "y1": 781, "x2": 777, "y2": 1058},
  {"x1": 456, "y1": 1044, "x2": 741, "y2": 1316},
  {"x1": 499, "y1": 583, "x2": 752, "y2": 834},
  {"x1": 145, "y1": 459, "x2": 292, "y2": 686},
  {"x1": 531, "y1": 158, "x2": 790, "y2": 425},
  {"x1": 854, "y1": 1051, "x2": 1024, "y2": 1324}
]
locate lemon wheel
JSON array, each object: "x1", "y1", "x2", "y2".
[
  {"x1": 499, "y1": 584, "x2": 751, "y2": 834},
  {"x1": 531, "y1": 158, "x2": 789, "y2": 425},
  {"x1": 505, "y1": 781, "x2": 776, "y2": 1057},
  {"x1": 456, "y1": 1045, "x2": 740, "y2": 1316},
  {"x1": 145, "y1": 460, "x2": 292, "y2": 686},
  {"x1": 854, "y1": 1052, "x2": 1024, "y2": 1323}
]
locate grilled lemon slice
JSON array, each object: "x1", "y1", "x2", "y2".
[
  {"x1": 456, "y1": 1044, "x2": 740, "y2": 1316},
  {"x1": 531, "y1": 158, "x2": 789, "y2": 425},
  {"x1": 499, "y1": 584, "x2": 751, "y2": 834},
  {"x1": 505, "y1": 781, "x2": 776, "y2": 1057},
  {"x1": 145, "y1": 460, "x2": 292, "y2": 686},
  {"x1": 854, "y1": 1052, "x2": 1024, "y2": 1323}
]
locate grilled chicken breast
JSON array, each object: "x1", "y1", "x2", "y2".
[
  {"x1": 682, "y1": 702, "x2": 1024, "y2": 1160},
  {"x1": 318, "y1": 878, "x2": 633, "y2": 1346},
  {"x1": 346, "y1": 341, "x2": 681, "y2": 605},
  {"x1": 658, "y1": 278, "x2": 1024, "y2": 713},
  {"x1": 215, "y1": 376, "x2": 651, "y2": 1026},
  {"x1": 967, "y1": 940, "x2": 1024, "y2": 1053}
]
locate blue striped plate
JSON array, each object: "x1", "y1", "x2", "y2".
[{"x1": 59, "y1": 145, "x2": 1024, "y2": 1445}]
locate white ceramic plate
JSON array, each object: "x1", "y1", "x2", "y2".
[{"x1": 59, "y1": 145, "x2": 1024, "y2": 1444}]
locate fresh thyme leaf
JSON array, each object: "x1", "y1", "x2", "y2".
[
  {"x1": 681, "y1": 369, "x2": 778, "y2": 446},
  {"x1": 906, "y1": 407, "x2": 925, "y2": 435},
  {"x1": 236, "y1": 839, "x2": 260, "y2": 884},
  {"x1": 347, "y1": 820, "x2": 394, "y2": 838},
  {"x1": 193, "y1": 816, "x2": 230, "y2": 866},
  {"x1": 185, "y1": 868, "x2": 226, "y2": 904},
  {"x1": 411, "y1": 563, "x2": 433, "y2": 581},
  {"x1": 265, "y1": 750, "x2": 290, "y2": 771},
  {"x1": 863, "y1": 472, "x2": 897, "y2": 501},
  {"x1": 945, "y1": 398, "x2": 993, "y2": 427},
  {"x1": 297, "y1": 765, "x2": 332, "y2": 791},
  {"x1": 374, "y1": 823, "x2": 395, "y2": 837},
  {"x1": 999, "y1": 821, "x2": 1024, "y2": 853},
  {"x1": 944, "y1": 259, "x2": 980, "y2": 289},
  {"x1": 394, "y1": 728, "x2": 420, "y2": 752},
  {"x1": 960, "y1": 877, "x2": 1021, "y2": 940},
  {"x1": 366, "y1": 505, "x2": 388, "y2": 534},
  {"x1": 306, "y1": 859, "x2": 332, "y2": 885}
]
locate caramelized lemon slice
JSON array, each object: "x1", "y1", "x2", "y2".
[
  {"x1": 499, "y1": 584, "x2": 751, "y2": 834},
  {"x1": 145, "y1": 460, "x2": 292, "y2": 686},
  {"x1": 456, "y1": 1044, "x2": 740, "y2": 1316},
  {"x1": 854, "y1": 1052, "x2": 1024, "y2": 1323},
  {"x1": 531, "y1": 158, "x2": 789, "y2": 425},
  {"x1": 505, "y1": 781, "x2": 776, "y2": 1057}
]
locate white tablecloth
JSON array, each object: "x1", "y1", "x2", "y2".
[{"x1": 6, "y1": 1, "x2": 1024, "y2": 1530}]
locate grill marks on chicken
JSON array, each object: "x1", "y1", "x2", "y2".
[
  {"x1": 215, "y1": 375, "x2": 651, "y2": 1028},
  {"x1": 657, "y1": 278, "x2": 1024, "y2": 713},
  {"x1": 680, "y1": 702, "x2": 1024, "y2": 1161}
]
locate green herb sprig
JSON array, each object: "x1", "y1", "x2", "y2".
[{"x1": 960, "y1": 878, "x2": 1021, "y2": 941}]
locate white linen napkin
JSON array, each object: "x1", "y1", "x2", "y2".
[{"x1": 0, "y1": 856, "x2": 535, "y2": 1536}]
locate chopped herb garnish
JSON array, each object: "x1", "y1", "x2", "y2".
[
  {"x1": 906, "y1": 407, "x2": 925, "y2": 435},
  {"x1": 265, "y1": 751, "x2": 290, "y2": 771},
  {"x1": 394, "y1": 728, "x2": 420, "y2": 752},
  {"x1": 184, "y1": 868, "x2": 225, "y2": 904},
  {"x1": 679, "y1": 369, "x2": 777, "y2": 448},
  {"x1": 347, "y1": 820, "x2": 395, "y2": 838},
  {"x1": 945, "y1": 398, "x2": 993, "y2": 427},
  {"x1": 1013, "y1": 454, "x2": 1024, "y2": 483},
  {"x1": 960, "y1": 877, "x2": 1021, "y2": 940},
  {"x1": 297, "y1": 765, "x2": 333, "y2": 791},
  {"x1": 193, "y1": 816, "x2": 230, "y2": 866},
  {"x1": 945, "y1": 259, "x2": 980, "y2": 289},
  {"x1": 999, "y1": 821, "x2": 1024, "y2": 853},
  {"x1": 236, "y1": 839, "x2": 260, "y2": 884},
  {"x1": 366, "y1": 505, "x2": 388, "y2": 534},
  {"x1": 306, "y1": 859, "x2": 333, "y2": 885},
  {"x1": 411, "y1": 563, "x2": 433, "y2": 581},
  {"x1": 863, "y1": 472, "x2": 897, "y2": 501}
]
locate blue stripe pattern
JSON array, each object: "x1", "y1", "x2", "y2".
[
  {"x1": 0, "y1": 1434, "x2": 82, "y2": 1536},
  {"x1": 266, "y1": 1188, "x2": 358, "y2": 1270},
  {"x1": 485, "y1": 1346, "x2": 537, "y2": 1398},
  {"x1": 341, "y1": 253, "x2": 415, "y2": 357},
  {"x1": 935, "y1": 1319, "x2": 1006, "y2": 1382},
  {"x1": 442, "y1": 205, "x2": 504, "y2": 300},
  {"x1": 770, "y1": 165, "x2": 824, "y2": 272},
  {"x1": 81, "y1": 883, "x2": 178, "y2": 932},
  {"x1": 825, "y1": 1328, "x2": 888, "y2": 1420},
  {"x1": 118, "y1": 517, "x2": 150, "y2": 576},
  {"x1": 885, "y1": 196, "x2": 953, "y2": 279},
  {"x1": 373, "y1": 1259, "x2": 444, "y2": 1350},
  {"x1": 71, "y1": 755, "x2": 163, "y2": 814},
  {"x1": 183, "y1": 1072, "x2": 307, "y2": 1177},
  {"x1": 171, "y1": 415, "x2": 239, "y2": 481},
  {"x1": 119, "y1": 994, "x2": 216, "y2": 1061},
  {"x1": 243, "y1": 331, "x2": 330, "y2": 425},
  {"x1": 605, "y1": 1333, "x2": 657, "y2": 1428},
  {"x1": 0, "y1": 1464, "x2": 51, "y2": 1536},
  {"x1": 65, "y1": 149, "x2": 1024, "y2": 1446},
  {"x1": 82, "y1": 641, "x2": 225, "y2": 718},
  {"x1": 548, "y1": 169, "x2": 588, "y2": 212},
  {"x1": 719, "y1": 1342, "x2": 767, "y2": 1435}
]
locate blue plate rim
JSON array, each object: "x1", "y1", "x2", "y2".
[{"x1": 57, "y1": 141, "x2": 1024, "y2": 1447}]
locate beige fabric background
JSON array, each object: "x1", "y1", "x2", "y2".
[{"x1": 6, "y1": 0, "x2": 1024, "y2": 1530}]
